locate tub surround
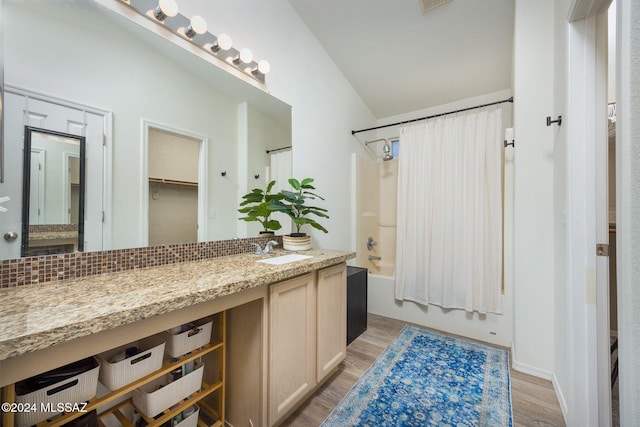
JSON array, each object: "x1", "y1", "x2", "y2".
[{"x1": 0, "y1": 249, "x2": 354, "y2": 362}]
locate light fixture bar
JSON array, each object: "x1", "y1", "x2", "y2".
[{"x1": 125, "y1": 0, "x2": 269, "y2": 83}]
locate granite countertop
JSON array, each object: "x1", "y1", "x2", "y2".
[
  {"x1": 29, "y1": 231, "x2": 78, "y2": 242},
  {"x1": 0, "y1": 249, "x2": 354, "y2": 361}
]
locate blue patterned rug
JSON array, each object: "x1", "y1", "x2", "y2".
[{"x1": 321, "y1": 326, "x2": 512, "y2": 426}]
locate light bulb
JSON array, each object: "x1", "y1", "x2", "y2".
[
  {"x1": 257, "y1": 60, "x2": 271, "y2": 75},
  {"x1": 239, "y1": 48, "x2": 254, "y2": 64},
  {"x1": 153, "y1": 0, "x2": 178, "y2": 21},
  {"x1": 210, "y1": 33, "x2": 233, "y2": 53},
  {"x1": 185, "y1": 15, "x2": 207, "y2": 38}
]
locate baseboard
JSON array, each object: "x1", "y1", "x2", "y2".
[
  {"x1": 510, "y1": 343, "x2": 553, "y2": 380},
  {"x1": 551, "y1": 371, "x2": 569, "y2": 425},
  {"x1": 510, "y1": 344, "x2": 568, "y2": 424}
]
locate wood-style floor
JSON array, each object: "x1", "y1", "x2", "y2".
[{"x1": 282, "y1": 314, "x2": 565, "y2": 426}]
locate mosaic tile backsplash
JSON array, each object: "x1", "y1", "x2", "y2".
[{"x1": 0, "y1": 236, "x2": 283, "y2": 288}]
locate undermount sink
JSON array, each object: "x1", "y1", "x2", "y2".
[{"x1": 257, "y1": 253, "x2": 313, "y2": 265}]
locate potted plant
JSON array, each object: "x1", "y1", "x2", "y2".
[
  {"x1": 238, "y1": 180, "x2": 282, "y2": 236},
  {"x1": 268, "y1": 177, "x2": 329, "y2": 250}
]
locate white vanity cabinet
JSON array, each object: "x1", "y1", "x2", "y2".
[{"x1": 268, "y1": 263, "x2": 347, "y2": 426}]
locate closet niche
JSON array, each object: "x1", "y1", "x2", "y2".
[{"x1": 148, "y1": 128, "x2": 202, "y2": 247}]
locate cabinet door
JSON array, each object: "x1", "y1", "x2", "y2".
[
  {"x1": 316, "y1": 263, "x2": 347, "y2": 382},
  {"x1": 269, "y1": 273, "x2": 316, "y2": 425}
]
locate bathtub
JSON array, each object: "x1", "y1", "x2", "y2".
[{"x1": 366, "y1": 270, "x2": 512, "y2": 348}]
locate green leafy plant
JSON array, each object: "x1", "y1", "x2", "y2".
[
  {"x1": 268, "y1": 178, "x2": 329, "y2": 236},
  {"x1": 238, "y1": 180, "x2": 282, "y2": 233}
]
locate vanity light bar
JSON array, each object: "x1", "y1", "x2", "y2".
[{"x1": 122, "y1": 0, "x2": 270, "y2": 83}]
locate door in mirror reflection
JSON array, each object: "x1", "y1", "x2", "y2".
[
  {"x1": 0, "y1": 91, "x2": 106, "y2": 260},
  {"x1": 21, "y1": 126, "x2": 85, "y2": 256}
]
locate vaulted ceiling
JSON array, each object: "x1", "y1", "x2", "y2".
[{"x1": 289, "y1": 0, "x2": 515, "y2": 119}]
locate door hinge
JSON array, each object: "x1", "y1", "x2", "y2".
[
  {"x1": 596, "y1": 243, "x2": 609, "y2": 256},
  {"x1": 102, "y1": 211, "x2": 105, "y2": 223}
]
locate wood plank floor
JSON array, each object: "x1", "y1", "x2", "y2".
[{"x1": 282, "y1": 314, "x2": 565, "y2": 426}]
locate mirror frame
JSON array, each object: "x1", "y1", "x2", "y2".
[{"x1": 21, "y1": 126, "x2": 86, "y2": 256}]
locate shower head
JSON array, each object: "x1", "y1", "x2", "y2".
[
  {"x1": 382, "y1": 141, "x2": 393, "y2": 161},
  {"x1": 364, "y1": 138, "x2": 394, "y2": 161}
]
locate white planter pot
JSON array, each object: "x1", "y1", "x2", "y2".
[{"x1": 282, "y1": 234, "x2": 311, "y2": 251}]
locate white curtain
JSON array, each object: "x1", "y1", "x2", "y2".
[
  {"x1": 269, "y1": 150, "x2": 293, "y2": 235},
  {"x1": 394, "y1": 109, "x2": 503, "y2": 314}
]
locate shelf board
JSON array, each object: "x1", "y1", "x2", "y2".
[
  {"x1": 149, "y1": 177, "x2": 198, "y2": 187},
  {"x1": 137, "y1": 380, "x2": 223, "y2": 426},
  {"x1": 37, "y1": 340, "x2": 224, "y2": 427}
]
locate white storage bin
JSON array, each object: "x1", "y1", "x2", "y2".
[
  {"x1": 96, "y1": 335, "x2": 165, "y2": 391},
  {"x1": 15, "y1": 357, "x2": 99, "y2": 427},
  {"x1": 175, "y1": 405, "x2": 200, "y2": 427},
  {"x1": 132, "y1": 362, "x2": 204, "y2": 418},
  {"x1": 163, "y1": 318, "x2": 213, "y2": 357}
]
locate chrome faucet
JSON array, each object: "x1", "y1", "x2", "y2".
[
  {"x1": 251, "y1": 240, "x2": 279, "y2": 255},
  {"x1": 263, "y1": 240, "x2": 278, "y2": 253}
]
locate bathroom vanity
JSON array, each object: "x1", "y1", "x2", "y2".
[{"x1": 0, "y1": 249, "x2": 354, "y2": 427}]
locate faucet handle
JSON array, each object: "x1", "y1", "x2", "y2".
[
  {"x1": 264, "y1": 240, "x2": 278, "y2": 253},
  {"x1": 367, "y1": 236, "x2": 377, "y2": 251},
  {"x1": 250, "y1": 243, "x2": 263, "y2": 255}
]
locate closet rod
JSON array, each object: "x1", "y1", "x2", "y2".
[
  {"x1": 266, "y1": 145, "x2": 292, "y2": 154},
  {"x1": 351, "y1": 97, "x2": 514, "y2": 135},
  {"x1": 149, "y1": 177, "x2": 198, "y2": 187}
]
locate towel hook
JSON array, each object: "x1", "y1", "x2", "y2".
[{"x1": 546, "y1": 115, "x2": 562, "y2": 127}]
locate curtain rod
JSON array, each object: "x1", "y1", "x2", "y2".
[
  {"x1": 266, "y1": 145, "x2": 292, "y2": 154},
  {"x1": 351, "y1": 97, "x2": 514, "y2": 135}
]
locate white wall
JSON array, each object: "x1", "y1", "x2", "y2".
[
  {"x1": 512, "y1": 0, "x2": 556, "y2": 377},
  {"x1": 553, "y1": 0, "x2": 570, "y2": 418},
  {"x1": 179, "y1": 0, "x2": 377, "y2": 250}
]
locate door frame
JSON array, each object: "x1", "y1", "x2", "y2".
[
  {"x1": 140, "y1": 119, "x2": 209, "y2": 245},
  {"x1": 566, "y1": 0, "x2": 613, "y2": 425},
  {"x1": 3, "y1": 84, "x2": 113, "y2": 253}
]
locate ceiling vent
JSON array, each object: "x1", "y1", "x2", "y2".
[{"x1": 420, "y1": 0, "x2": 452, "y2": 14}]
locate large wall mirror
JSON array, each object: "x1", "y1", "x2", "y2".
[
  {"x1": 21, "y1": 127, "x2": 85, "y2": 256},
  {"x1": 0, "y1": 0, "x2": 292, "y2": 260}
]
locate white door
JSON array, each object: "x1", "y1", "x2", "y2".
[{"x1": 0, "y1": 91, "x2": 106, "y2": 259}]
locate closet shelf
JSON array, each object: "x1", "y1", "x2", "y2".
[
  {"x1": 35, "y1": 323, "x2": 225, "y2": 427},
  {"x1": 133, "y1": 379, "x2": 222, "y2": 427},
  {"x1": 149, "y1": 177, "x2": 198, "y2": 188}
]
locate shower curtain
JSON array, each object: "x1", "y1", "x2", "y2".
[{"x1": 394, "y1": 109, "x2": 503, "y2": 314}]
